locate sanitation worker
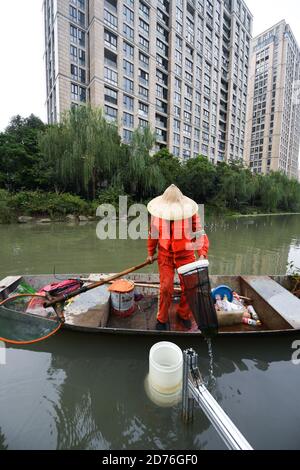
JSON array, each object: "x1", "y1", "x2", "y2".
[{"x1": 147, "y1": 184, "x2": 209, "y2": 331}]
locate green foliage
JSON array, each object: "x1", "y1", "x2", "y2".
[
  {"x1": 152, "y1": 148, "x2": 181, "y2": 187},
  {"x1": 39, "y1": 106, "x2": 123, "y2": 199},
  {"x1": 179, "y1": 156, "x2": 217, "y2": 203},
  {"x1": 2, "y1": 190, "x2": 88, "y2": 219},
  {"x1": 123, "y1": 127, "x2": 165, "y2": 199},
  {"x1": 0, "y1": 190, "x2": 15, "y2": 223},
  {"x1": 1, "y1": 111, "x2": 300, "y2": 222},
  {"x1": 0, "y1": 115, "x2": 49, "y2": 192}
]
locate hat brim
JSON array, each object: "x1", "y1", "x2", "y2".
[{"x1": 147, "y1": 195, "x2": 199, "y2": 221}]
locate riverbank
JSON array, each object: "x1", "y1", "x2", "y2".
[{"x1": 1, "y1": 189, "x2": 300, "y2": 224}]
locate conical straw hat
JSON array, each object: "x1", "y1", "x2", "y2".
[{"x1": 147, "y1": 185, "x2": 198, "y2": 221}]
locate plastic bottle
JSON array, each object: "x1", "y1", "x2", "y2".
[
  {"x1": 247, "y1": 305, "x2": 259, "y2": 321},
  {"x1": 242, "y1": 318, "x2": 258, "y2": 327}
]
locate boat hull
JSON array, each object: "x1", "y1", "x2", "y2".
[{"x1": 1, "y1": 273, "x2": 300, "y2": 338}]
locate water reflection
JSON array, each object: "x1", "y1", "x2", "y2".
[
  {"x1": 1, "y1": 331, "x2": 300, "y2": 450},
  {"x1": 0, "y1": 215, "x2": 300, "y2": 278}
]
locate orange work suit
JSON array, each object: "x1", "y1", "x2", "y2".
[{"x1": 148, "y1": 214, "x2": 209, "y2": 324}]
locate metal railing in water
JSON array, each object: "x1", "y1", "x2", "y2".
[{"x1": 182, "y1": 349, "x2": 253, "y2": 451}]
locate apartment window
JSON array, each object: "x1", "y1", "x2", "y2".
[
  {"x1": 123, "y1": 5, "x2": 134, "y2": 24},
  {"x1": 183, "y1": 137, "x2": 191, "y2": 147},
  {"x1": 139, "y1": 118, "x2": 148, "y2": 128},
  {"x1": 184, "y1": 123, "x2": 191, "y2": 135},
  {"x1": 139, "y1": 18, "x2": 149, "y2": 34},
  {"x1": 185, "y1": 72, "x2": 193, "y2": 83},
  {"x1": 123, "y1": 59, "x2": 134, "y2": 77},
  {"x1": 139, "y1": 51, "x2": 149, "y2": 68},
  {"x1": 70, "y1": 6, "x2": 77, "y2": 21},
  {"x1": 104, "y1": 86, "x2": 118, "y2": 105},
  {"x1": 175, "y1": 50, "x2": 182, "y2": 63},
  {"x1": 184, "y1": 98, "x2": 192, "y2": 111},
  {"x1": 105, "y1": 105, "x2": 117, "y2": 121},
  {"x1": 123, "y1": 41, "x2": 134, "y2": 58},
  {"x1": 139, "y1": 1, "x2": 149, "y2": 18},
  {"x1": 175, "y1": 77, "x2": 181, "y2": 91},
  {"x1": 176, "y1": 7, "x2": 183, "y2": 22},
  {"x1": 79, "y1": 49, "x2": 85, "y2": 66},
  {"x1": 104, "y1": 48, "x2": 117, "y2": 68},
  {"x1": 104, "y1": 67, "x2": 118, "y2": 84},
  {"x1": 71, "y1": 64, "x2": 78, "y2": 80},
  {"x1": 139, "y1": 69, "x2": 149, "y2": 85},
  {"x1": 174, "y1": 92, "x2": 181, "y2": 104},
  {"x1": 71, "y1": 83, "x2": 78, "y2": 100},
  {"x1": 123, "y1": 112, "x2": 134, "y2": 128},
  {"x1": 78, "y1": 0, "x2": 85, "y2": 9},
  {"x1": 174, "y1": 133, "x2": 180, "y2": 145},
  {"x1": 174, "y1": 119, "x2": 180, "y2": 132},
  {"x1": 157, "y1": 39, "x2": 168, "y2": 56},
  {"x1": 123, "y1": 94, "x2": 134, "y2": 111},
  {"x1": 139, "y1": 85, "x2": 148, "y2": 99},
  {"x1": 174, "y1": 105, "x2": 180, "y2": 117},
  {"x1": 78, "y1": 11, "x2": 85, "y2": 26},
  {"x1": 70, "y1": 24, "x2": 77, "y2": 42},
  {"x1": 70, "y1": 45, "x2": 78, "y2": 61},
  {"x1": 194, "y1": 116, "x2": 200, "y2": 127},
  {"x1": 78, "y1": 30, "x2": 85, "y2": 47},
  {"x1": 175, "y1": 64, "x2": 182, "y2": 76},
  {"x1": 139, "y1": 35, "x2": 149, "y2": 51},
  {"x1": 138, "y1": 101, "x2": 149, "y2": 116},
  {"x1": 184, "y1": 112, "x2": 192, "y2": 124},
  {"x1": 185, "y1": 84, "x2": 193, "y2": 98},
  {"x1": 194, "y1": 128, "x2": 200, "y2": 139},
  {"x1": 176, "y1": 21, "x2": 183, "y2": 35},
  {"x1": 105, "y1": 29, "x2": 117, "y2": 49},
  {"x1": 123, "y1": 24, "x2": 134, "y2": 40},
  {"x1": 123, "y1": 129, "x2": 133, "y2": 142},
  {"x1": 104, "y1": 9, "x2": 118, "y2": 29},
  {"x1": 175, "y1": 35, "x2": 182, "y2": 50},
  {"x1": 124, "y1": 77, "x2": 134, "y2": 92},
  {"x1": 79, "y1": 68, "x2": 86, "y2": 84}
]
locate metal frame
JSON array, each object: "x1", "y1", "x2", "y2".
[{"x1": 182, "y1": 349, "x2": 253, "y2": 451}]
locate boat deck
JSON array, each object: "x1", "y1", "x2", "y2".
[{"x1": 107, "y1": 293, "x2": 268, "y2": 334}]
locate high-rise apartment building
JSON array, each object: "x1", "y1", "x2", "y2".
[
  {"x1": 44, "y1": 0, "x2": 252, "y2": 161},
  {"x1": 245, "y1": 20, "x2": 300, "y2": 178}
]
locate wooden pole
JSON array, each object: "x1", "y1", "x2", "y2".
[{"x1": 44, "y1": 258, "x2": 157, "y2": 308}]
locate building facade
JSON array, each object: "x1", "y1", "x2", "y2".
[
  {"x1": 44, "y1": 0, "x2": 252, "y2": 161},
  {"x1": 245, "y1": 20, "x2": 300, "y2": 178}
]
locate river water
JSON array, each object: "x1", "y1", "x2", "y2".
[{"x1": 0, "y1": 214, "x2": 300, "y2": 450}]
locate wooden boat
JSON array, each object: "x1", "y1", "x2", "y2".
[{"x1": 1, "y1": 273, "x2": 300, "y2": 337}]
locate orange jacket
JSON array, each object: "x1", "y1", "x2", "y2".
[{"x1": 147, "y1": 214, "x2": 209, "y2": 258}]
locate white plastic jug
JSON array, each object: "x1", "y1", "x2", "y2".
[{"x1": 148, "y1": 342, "x2": 183, "y2": 395}]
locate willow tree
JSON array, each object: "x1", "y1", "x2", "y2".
[
  {"x1": 39, "y1": 106, "x2": 122, "y2": 198},
  {"x1": 125, "y1": 126, "x2": 165, "y2": 199}
]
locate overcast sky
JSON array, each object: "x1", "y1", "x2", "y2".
[{"x1": 0, "y1": 0, "x2": 299, "y2": 131}]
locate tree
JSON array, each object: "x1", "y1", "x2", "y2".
[
  {"x1": 39, "y1": 106, "x2": 123, "y2": 199},
  {"x1": 123, "y1": 127, "x2": 165, "y2": 200},
  {"x1": 179, "y1": 156, "x2": 217, "y2": 203},
  {"x1": 153, "y1": 148, "x2": 182, "y2": 187},
  {"x1": 0, "y1": 115, "x2": 47, "y2": 191}
]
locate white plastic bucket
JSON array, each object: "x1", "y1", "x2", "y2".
[{"x1": 148, "y1": 342, "x2": 183, "y2": 395}]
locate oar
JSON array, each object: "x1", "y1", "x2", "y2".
[{"x1": 44, "y1": 258, "x2": 157, "y2": 308}]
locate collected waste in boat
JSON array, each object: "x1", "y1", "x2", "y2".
[{"x1": 211, "y1": 284, "x2": 262, "y2": 328}]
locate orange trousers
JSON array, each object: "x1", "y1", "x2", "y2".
[{"x1": 157, "y1": 250, "x2": 196, "y2": 324}]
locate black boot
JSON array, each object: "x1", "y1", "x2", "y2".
[
  {"x1": 155, "y1": 320, "x2": 168, "y2": 331},
  {"x1": 176, "y1": 313, "x2": 192, "y2": 329}
]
